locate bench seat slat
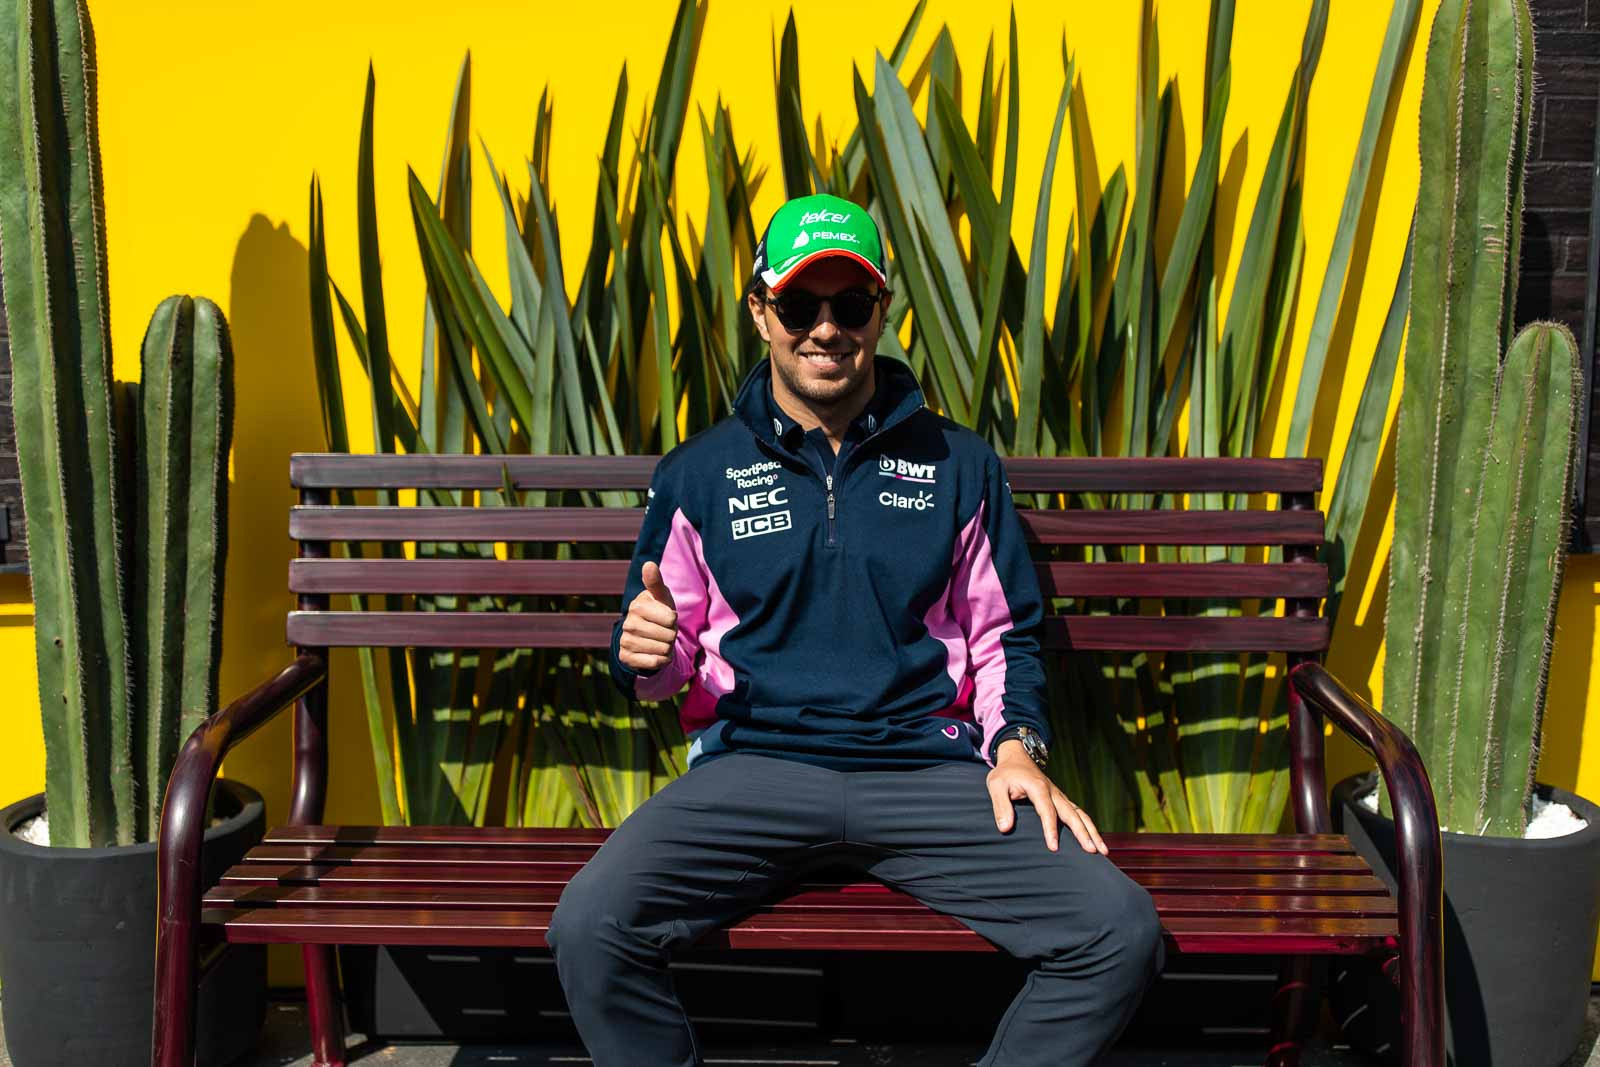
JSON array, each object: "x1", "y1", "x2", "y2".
[
  {"x1": 219, "y1": 862, "x2": 1389, "y2": 896},
  {"x1": 202, "y1": 882, "x2": 1398, "y2": 919},
  {"x1": 284, "y1": 611, "x2": 1332, "y2": 652},
  {"x1": 202, "y1": 905, "x2": 1391, "y2": 955},
  {"x1": 289, "y1": 506, "x2": 1325, "y2": 547},
  {"x1": 289, "y1": 454, "x2": 1324, "y2": 494},
  {"x1": 261, "y1": 825, "x2": 1356, "y2": 854},
  {"x1": 235, "y1": 842, "x2": 1371, "y2": 873},
  {"x1": 288, "y1": 559, "x2": 1332, "y2": 600}
]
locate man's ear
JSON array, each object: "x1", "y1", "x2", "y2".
[{"x1": 747, "y1": 289, "x2": 771, "y2": 344}]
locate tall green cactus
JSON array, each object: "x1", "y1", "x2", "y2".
[
  {"x1": 0, "y1": 0, "x2": 234, "y2": 847},
  {"x1": 132, "y1": 296, "x2": 235, "y2": 841},
  {"x1": 1385, "y1": 0, "x2": 1582, "y2": 837}
]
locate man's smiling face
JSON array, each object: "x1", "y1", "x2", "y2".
[{"x1": 746, "y1": 256, "x2": 891, "y2": 418}]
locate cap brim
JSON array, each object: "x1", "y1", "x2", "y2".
[{"x1": 763, "y1": 248, "x2": 888, "y2": 292}]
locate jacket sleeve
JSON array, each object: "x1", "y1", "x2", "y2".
[
  {"x1": 608, "y1": 455, "x2": 709, "y2": 702},
  {"x1": 952, "y1": 452, "x2": 1053, "y2": 767}
]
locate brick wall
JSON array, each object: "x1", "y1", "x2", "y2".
[{"x1": 1518, "y1": 0, "x2": 1600, "y2": 548}]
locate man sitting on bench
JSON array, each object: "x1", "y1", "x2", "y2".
[{"x1": 545, "y1": 192, "x2": 1165, "y2": 1067}]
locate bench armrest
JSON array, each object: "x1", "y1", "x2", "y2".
[
  {"x1": 1287, "y1": 659, "x2": 1444, "y2": 1065},
  {"x1": 153, "y1": 655, "x2": 327, "y2": 978}
]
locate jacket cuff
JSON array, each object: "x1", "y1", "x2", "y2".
[
  {"x1": 988, "y1": 724, "x2": 1025, "y2": 764},
  {"x1": 987, "y1": 721, "x2": 1051, "y2": 765}
]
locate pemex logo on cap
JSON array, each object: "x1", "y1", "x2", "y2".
[{"x1": 752, "y1": 192, "x2": 889, "y2": 293}]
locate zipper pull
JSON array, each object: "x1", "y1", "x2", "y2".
[{"x1": 826, "y1": 474, "x2": 836, "y2": 519}]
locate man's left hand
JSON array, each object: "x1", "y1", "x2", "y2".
[{"x1": 987, "y1": 741, "x2": 1107, "y2": 855}]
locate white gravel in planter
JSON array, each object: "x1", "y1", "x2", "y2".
[
  {"x1": 10, "y1": 809, "x2": 225, "y2": 846},
  {"x1": 1357, "y1": 784, "x2": 1589, "y2": 839}
]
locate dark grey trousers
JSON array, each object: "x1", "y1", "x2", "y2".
[{"x1": 545, "y1": 752, "x2": 1164, "y2": 1066}]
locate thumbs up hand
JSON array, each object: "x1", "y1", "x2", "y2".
[{"x1": 619, "y1": 561, "x2": 679, "y2": 672}]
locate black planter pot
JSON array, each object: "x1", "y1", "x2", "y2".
[
  {"x1": 0, "y1": 778, "x2": 268, "y2": 1066},
  {"x1": 1332, "y1": 771, "x2": 1600, "y2": 1067}
]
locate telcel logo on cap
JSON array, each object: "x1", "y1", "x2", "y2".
[{"x1": 799, "y1": 209, "x2": 851, "y2": 225}]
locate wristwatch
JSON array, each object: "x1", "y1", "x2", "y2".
[{"x1": 995, "y1": 724, "x2": 1050, "y2": 770}]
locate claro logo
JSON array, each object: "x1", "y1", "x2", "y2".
[{"x1": 879, "y1": 489, "x2": 935, "y2": 512}]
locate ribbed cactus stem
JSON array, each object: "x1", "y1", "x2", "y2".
[
  {"x1": 1389, "y1": 0, "x2": 1532, "y2": 805},
  {"x1": 1, "y1": 0, "x2": 235, "y2": 847},
  {"x1": 135, "y1": 296, "x2": 233, "y2": 841},
  {"x1": 1386, "y1": 0, "x2": 1578, "y2": 837},
  {"x1": 0, "y1": 0, "x2": 132, "y2": 847},
  {"x1": 1462, "y1": 322, "x2": 1580, "y2": 836}
]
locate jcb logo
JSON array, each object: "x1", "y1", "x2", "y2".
[
  {"x1": 732, "y1": 510, "x2": 793, "y2": 541},
  {"x1": 727, "y1": 486, "x2": 788, "y2": 513},
  {"x1": 877, "y1": 455, "x2": 936, "y2": 484}
]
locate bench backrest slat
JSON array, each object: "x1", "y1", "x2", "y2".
[
  {"x1": 289, "y1": 453, "x2": 1323, "y2": 494},
  {"x1": 287, "y1": 559, "x2": 1330, "y2": 599},
  {"x1": 284, "y1": 610, "x2": 1331, "y2": 653},
  {"x1": 288, "y1": 506, "x2": 1325, "y2": 547}
]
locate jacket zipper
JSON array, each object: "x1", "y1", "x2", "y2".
[
  {"x1": 751, "y1": 405, "x2": 926, "y2": 551},
  {"x1": 825, "y1": 473, "x2": 836, "y2": 546}
]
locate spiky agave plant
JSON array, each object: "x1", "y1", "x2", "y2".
[
  {"x1": 311, "y1": 0, "x2": 1424, "y2": 834},
  {"x1": 1383, "y1": 0, "x2": 1581, "y2": 837},
  {"x1": 0, "y1": 0, "x2": 235, "y2": 847},
  {"x1": 827, "y1": 0, "x2": 1424, "y2": 833}
]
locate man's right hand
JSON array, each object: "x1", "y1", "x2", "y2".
[{"x1": 618, "y1": 560, "x2": 678, "y2": 672}]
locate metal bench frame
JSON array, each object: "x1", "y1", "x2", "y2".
[{"x1": 152, "y1": 453, "x2": 1444, "y2": 1067}]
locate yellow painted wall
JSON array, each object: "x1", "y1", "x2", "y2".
[{"x1": 1, "y1": 0, "x2": 1595, "y2": 990}]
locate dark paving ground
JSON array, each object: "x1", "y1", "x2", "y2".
[
  {"x1": 3, "y1": 967, "x2": 1598, "y2": 1065},
  {"x1": 237, "y1": 994, "x2": 1364, "y2": 1067},
  {"x1": 234, "y1": 987, "x2": 1600, "y2": 1067}
]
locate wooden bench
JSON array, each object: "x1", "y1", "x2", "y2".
[{"x1": 152, "y1": 453, "x2": 1445, "y2": 1067}]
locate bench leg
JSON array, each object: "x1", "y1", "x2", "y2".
[
  {"x1": 1266, "y1": 954, "x2": 1323, "y2": 1066},
  {"x1": 151, "y1": 903, "x2": 198, "y2": 1067},
  {"x1": 303, "y1": 943, "x2": 348, "y2": 1066}
]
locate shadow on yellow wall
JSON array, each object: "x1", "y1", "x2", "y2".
[{"x1": 217, "y1": 214, "x2": 383, "y2": 840}]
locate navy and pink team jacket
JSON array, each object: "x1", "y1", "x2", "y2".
[{"x1": 607, "y1": 353, "x2": 1053, "y2": 772}]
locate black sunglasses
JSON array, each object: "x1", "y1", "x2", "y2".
[{"x1": 761, "y1": 286, "x2": 884, "y2": 332}]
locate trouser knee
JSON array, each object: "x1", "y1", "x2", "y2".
[
  {"x1": 1044, "y1": 874, "x2": 1164, "y2": 999},
  {"x1": 1099, "y1": 881, "x2": 1165, "y2": 994}
]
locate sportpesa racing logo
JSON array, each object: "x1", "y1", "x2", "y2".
[{"x1": 725, "y1": 459, "x2": 782, "y2": 489}]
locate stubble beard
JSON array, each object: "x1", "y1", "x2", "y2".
[{"x1": 771, "y1": 349, "x2": 873, "y2": 415}]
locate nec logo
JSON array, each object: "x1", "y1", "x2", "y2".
[
  {"x1": 877, "y1": 454, "x2": 936, "y2": 484},
  {"x1": 727, "y1": 486, "x2": 788, "y2": 512}
]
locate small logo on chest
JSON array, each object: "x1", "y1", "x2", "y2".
[
  {"x1": 879, "y1": 489, "x2": 935, "y2": 512},
  {"x1": 878, "y1": 454, "x2": 936, "y2": 484}
]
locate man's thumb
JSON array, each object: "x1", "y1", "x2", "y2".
[{"x1": 642, "y1": 561, "x2": 676, "y2": 609}]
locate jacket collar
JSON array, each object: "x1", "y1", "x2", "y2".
[{"x1": 732, "y1": 353, "x2": 927, "y2": 454}]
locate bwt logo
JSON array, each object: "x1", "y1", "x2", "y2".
[
  {"x1": 732, "y1": 510, "x2": 793, "y2": 540},
  {"x1": 727, "y1": 486, "x2": 789, "y2": 513},
  {"x1": 877, "y1": 454, "x2": 936, "y2": 483}
]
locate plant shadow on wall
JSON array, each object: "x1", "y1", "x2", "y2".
[
  {"x1": 303, "y1": 0, "x2": 1427, "y2": 836},
  {"x1": 222, "y1": 214, "x2": 388, "y2": 830}
]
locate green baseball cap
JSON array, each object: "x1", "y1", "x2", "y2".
[{"x1": 750, "y1": 193, "x2": 888, "y2": 294}]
